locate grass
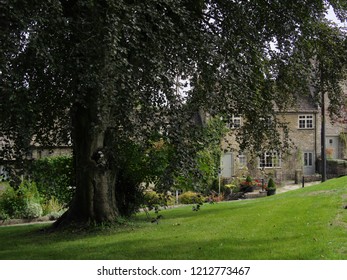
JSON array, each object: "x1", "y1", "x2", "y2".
[{"x1": 0, "y1": 177, "x2": 346, "y2": 260}]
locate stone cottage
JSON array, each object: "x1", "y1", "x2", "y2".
[{"x1": 220, "y1": 93, "x2": 347, "y2": 182}]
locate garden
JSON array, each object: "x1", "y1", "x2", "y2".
[
  {"x1": 224, "y1": 175, "x2": 277, "y2": 200},
  {"x1": 0, "y1": 156, "x2": 73, "y2": 223},
  {"x1": 0, "y1": 176, "x2": 346, "y2": 260},
  {"x1": 0, "y1": 153, "x2": 278, "y2": 225}
]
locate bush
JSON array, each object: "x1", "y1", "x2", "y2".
[
  {"x1": 29, "y1": 156, "x2": 74, "y2": 205},
  {"x1": 0, "y1": 180, "x2": 42, "y2": 219},
  {"x1": 48, "y1": 211, "x2": 64, "y2": 221},
  {"x1": 143, "y1": 191, "x2": 174, "y2": 209},
  {"x1": 0, "y1": 186, "x2": 21, "y2": 218},
  {"x1": 178, "y1": 191, "x2": 205, "y2": 204},
  {"x1": 23, "y1": 201, "x2": 43, "y2": 219},
  {"x1": 143, "y1": 191, "x2": 162, "y2": 206},
  {"x1": 42, "y1": 196, "x2": 64, "y2": 216},
  {"x1": 267, "y1": 178, "x2": 276, "y2": 190},
  {"x1": 0, "y1": 209, "x2": 9, "y2": 221},
  {"x1": 246, "y1": 175, "x2": 253, "y2": 183}
]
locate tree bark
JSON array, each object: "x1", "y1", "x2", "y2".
[
  {"x1": 52, "y1": 1, "x2": 121, "y2": 228},
  {"x1": 54, "y1": 101, "x2": 119, "y2": 228}
]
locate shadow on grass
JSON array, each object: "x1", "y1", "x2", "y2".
[
  {"x1": 1, "y1": 192, "x2": 344, "y2": 260},
  {"x1": 0, "y1": 220, "x2": 321, "y2": 260},
  {"x1": 6, "y1": 230, "x2": 315, "y2": 260}
]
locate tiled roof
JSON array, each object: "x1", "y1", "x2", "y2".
[{"x1": 282, "y1": 94, "x2": 319, "y2": 113}]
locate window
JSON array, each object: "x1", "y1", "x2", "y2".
[
  {"x1": 0, "y1": 166, "x2": 9, "y2": 181},
  {"x1": 237, "y1": 152, "x2": 247, "y2": 168},
  {"x1": 298, "y1": 115, "x2": 314, "y2": 129},
  {"x1": 229, "y1": 115, "x2": 242, "y2": 129},
  {"x1": 304, "y1": 152, "x2": 313, "y2": 166},
  {"x1": 259, "y1": 152, "x2": 281, "y2": 168},
  {"x1": 25, "y1": 151, "x2": 33, "y2": 160}
]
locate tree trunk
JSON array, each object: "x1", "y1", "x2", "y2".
[
  {"x1": 54, "y1": 102, "x2": 119, "y2": 228},
  {"x1": 53, "y1": 2, "x2": 121, "y2": 228}
]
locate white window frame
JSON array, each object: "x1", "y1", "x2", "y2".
[
  {"x1": 237, "y1": 152, "x2": 247, "y2": 168},
  {"x1": 259, "y1": 151, "x2": 281, "y2": 168},
  {"x1": 229, "y1": 115, "x2": 242, "y2": 129},
  {"x1": 298, "y1": 115, "x2": 314, "y2": 129}
]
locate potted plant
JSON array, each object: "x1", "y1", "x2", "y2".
[
  {"x1": 266, "y1": 178, "x2": 276, "y2": 196},
  {"x1": 240, "y1": 175, "x2": 254, "y2": 193}
]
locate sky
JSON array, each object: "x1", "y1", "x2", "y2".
[{"x1": 326, "y1": 6, "x2": 347, "y2": 28}]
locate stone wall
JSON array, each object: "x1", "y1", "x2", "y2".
[{"x1": 317, "y1": 158, "x2": 347, "y2": 178}]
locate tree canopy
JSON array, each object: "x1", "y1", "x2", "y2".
[{"x1": 1, "y1": 0, "x2": 346, "y2": 227}]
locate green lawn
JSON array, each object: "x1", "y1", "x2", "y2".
[{"x1": 0, "y1": 177, "x2": 346, "y2": 260}]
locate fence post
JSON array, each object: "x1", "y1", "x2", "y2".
[{"x1": 302, "y1": 176, "x2": 305, "y2": 188}]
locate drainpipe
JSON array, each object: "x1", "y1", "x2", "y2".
[
  {"x1": 315, "y1": 112, "x2": 318, "y2": 172},
  {"x1": 321, "y1": 93, "x2": 327, "y2": 182}
]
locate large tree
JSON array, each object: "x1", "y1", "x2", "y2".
[{"x1": 1, "y1": 0, "x2": 346, "y2": 227}]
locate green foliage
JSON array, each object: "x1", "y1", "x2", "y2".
[
  {"x1": 114, "y1": 139, "x2": 173, "y2": 217},
  {"x1": 0, "y1": 180, "x2": 41, "y2": 219},
  {"x1": 196, "y1": 118, "x2": 227, "y2": 192},
  {"x1": 42, "y1": 196, "x2": 64, "y2": 216},
  {"x1": 143, "y1": 191, "x2": 161, "y2": 206},
  {"x1": 142, "y1": 191, "x2": 174, "y2": 219},
  {"x1": 195, "y1": 149, "x2": 218, "y2": 191},
  {"x1": 1, "y1": 177, "x2": 347, "y2": 259},
  {"x1": 42, "y1": 197, "x2": 66, "y2": 221},
  {"x1": 1, "y1": 0, "x2": 347, "y2": 226},
  {"x1": 29, "y1": 156, "x2": 74, "y2": 206},
  {"x1": 225, "y1": 183, "x2": 240, "y2": 193},
  {"x1": 267, "y1": 178, "x2": 276, "y2": 190},
  {"x1": 246, "y1": 175, "x2": 253, "y2": 183},
  {"x1": 178, "y1": 191, "x2": 205, "y2": 204},
  {"x1": 174, "y1": 117, "x2": 226, "y2": 193},
  {"x1": 0, "y1": 173, "x2": 68, "y2": 220},
  {"x1": 23, "y1": 202, "x2": 43, "y2": 219},
  {"x1": 0, "y1": 187, "x2": 18, "y2": 218},
  {"x1": 0, "y1": 209, "x2": 9, "y2": 221}
]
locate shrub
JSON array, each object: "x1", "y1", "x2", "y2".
[
  {"x1": 178, "y1": 191, "x2": 205, "y2": 204},
  {"x1": 0, "y1": 209, "x2": 9, "y2": 221},
  {"x1": 0, "y1": 180, "x2": 42, "y2": 219},
  {"x1": 29, "y1": 156, "x2": 74, "y2": 205},
  {"x1": 18, "y1": 180, "x2": 41, "y2": 202},
  {"x1": 143, "y1": 191, "x2": 174, "y2": 209},
  {"x1": 0, "y1": 186, "x2": 22, "y2": 218},
  {"x1": 42, "y1": 196, "x2": 64, "y2": 216},
  {"x1": 143, "y1": 191, "x2": 162, "y2": 206},
  {"x1": 48, "y1": 211, "x2": 64, "y2": 221},
  {"x1": 246, "y1": 175, "x2": 253, "y2": 183},
  {"x1": 233, "y1": 186, "x2": 241, "y2": 193},
  {"x1": 267, "y1": 178, "x2": 276, "y2": 190},
  {"x1": 23, "y1": 201, "x2": 43, "y2": 219}
]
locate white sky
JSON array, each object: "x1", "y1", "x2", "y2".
[{"x1": 326, "y1": 6, "x2": 346, "y2": 28}]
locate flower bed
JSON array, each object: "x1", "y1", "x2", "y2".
[{"x1": 239, "y1": 176, "x2": 266, "y2": 193}]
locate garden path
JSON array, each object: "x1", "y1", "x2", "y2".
[{"x1": 277, "y1": 181, "x2": 321, "y2": 194}]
